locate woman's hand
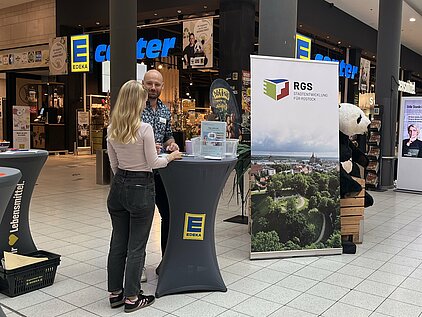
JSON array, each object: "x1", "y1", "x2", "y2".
[{"x1": 167, "y1": 150, "x2": 182, "y2": 162}]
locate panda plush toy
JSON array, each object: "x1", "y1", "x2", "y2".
[{"x1": 339, "y1": 103, "x2": 374, "y2": 208}]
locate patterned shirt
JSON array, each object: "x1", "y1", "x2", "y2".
[{"x1": 142, "y1": 99, "x2": 173, "y2": 146}]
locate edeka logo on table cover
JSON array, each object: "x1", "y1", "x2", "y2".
[
  {"x1": 183, "y1": 213, "x2": 206, "y2": 240},
  {"x1": 264, "y1": 79, "x2": 289, "y2": 101}
]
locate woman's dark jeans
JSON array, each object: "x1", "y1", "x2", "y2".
[{"x1": 107, "y1": 169, "x2": 155, "y2": 297}]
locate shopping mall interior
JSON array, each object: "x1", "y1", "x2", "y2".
[{"x1": 1, "y1": 0, "x2": 422, "y2": 316}]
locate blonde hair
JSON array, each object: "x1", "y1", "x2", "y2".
[{"x1": 108, "y1": 80, "x2": 148, "y2": 144}]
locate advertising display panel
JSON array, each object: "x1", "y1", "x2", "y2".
[
  {"x1": 182, "y1": 18, "x2": 213, "y2": 69},
  {"x1": 397, "y1": 97, "x2": 422, "y2": 192},
  {"x1": 250, "y1": 55, "x2": 341, "y2": 259}
]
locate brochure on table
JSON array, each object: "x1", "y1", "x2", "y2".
[
  {"x1": 250, "y1": 55, "x2": 341, "y2": 259},
  {"x1": 200, "y1": 121, "x2": 226, "y2": 158},
  {"x1": 397, "y1": 96, "x2": 422, "y2": 192}
]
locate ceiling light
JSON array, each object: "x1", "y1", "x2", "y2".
[
  {"x1": 204, "y1": 5, "x2": 207, "y2": 9},
  {"x1": 190, "y1": 82, "x2": 193, "y2": 86},
  {"x1": 409, "y1": 17, "x2": 416, "y2": 22},
  {"x1": 299, "y1": 24, "x2": 302, "y2": 27},
  {"x1": 78, "y1": 24, "x2": 82, "y2": 27},
  {"x1": 326, "y1": 36, "x2": 330, "y2": 39},
  {"x1": 154, "y1": 13, "x2": 158, "y2": 16},
  {"x1": 186, "y1": 92, "x2": 190, "y2": 96},
  {"x1": 177, "y1": 10, "x2": 182, "y2": 14},
  {"x1": 337, "y1": 41, "x2": 341, "y2": 44},
  {"x1": 95, "y1": 21, "x2": 100, "y2": 25},
  {"x1": 372, "y1": 55, "x2": 375, "y2": 58}
]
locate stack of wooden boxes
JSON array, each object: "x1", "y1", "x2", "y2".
[{"x1": 340, "y1": 177, "x2": 365, "y2": 243}]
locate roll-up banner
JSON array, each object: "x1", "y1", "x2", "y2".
[
  {"x1": 250, "y1": 55, "x2": 341, "y2": 259},
  {"x1": 397, "y1": 97, "x2": 422, "y2": 192}
]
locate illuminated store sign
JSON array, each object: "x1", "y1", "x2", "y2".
[
  {"x1": 315, "y1": 54, "x2": 358, "y2": 79},
  {"x1": 95, "y1": 37, "x2": 176, "y2": 62},
  {"x1": 295, "y1": 34, "x2": 359, "y2": 79},
  {"x1": 71, "y1": 35, "x2": 90, "y2": 72},
  {"x1": 296, "y1": 34, "x2": 312, "y2": 60}
]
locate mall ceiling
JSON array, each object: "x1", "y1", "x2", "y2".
[
  {"x1": 326, "y1": 0, "x2": 422, "y2": 55},
  {"x1": 1, "y1": 0, "x2": 420, "y2": 55}
]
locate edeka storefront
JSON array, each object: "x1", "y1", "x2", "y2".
[
  {"x1": 295, "y1": 32, "x2": 363, "y2": 104},
  {"x1": 61, "y1": 28, "x2": 183, "y2": 153}
]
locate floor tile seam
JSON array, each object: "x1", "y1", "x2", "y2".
[
  {"x1": 55, "y1": 306, "x2": 103, "y2": 317},
  {"x1": 40, "y1": 277, "x2": 93, "y2": 296},
  {"x1": 325, "y1": 271, "x2": 404, "y2": 317},
  {"x1": 228, "y1": 296, "x2": 280, "y2": 316},
  {"x1": 290, "y1": 262, "x2": 338, "y2": 283},
  {"x1": 0, "y1": 293, "x2": 54, "y2": 312},
  {"x1": 0, "y1": 303, "x2": 27, "y2": 317},
  {"x1": 200, "y1": 291, "x2": 251, "y2": 310},
  {"x1": 383, "y1": 264, "x2": 422, "y2": 306},
  {"x1": 56, "y1": 291, "x2": 104, "y2": 308},
  {"x1": 215, "y1": 307, "x2": 252, "y2": 317},
  {"x1": 154, "y1": 297, "x2": 201, "y2": 314},
  {"x1": 317, "y1": 287, "x2": 374, "y2": 317}
]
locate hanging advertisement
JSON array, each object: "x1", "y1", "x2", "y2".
[
  {"x1": 241, "y1": 71, "x2": 251, "y2": 112},
  {"x1": 49, "y1": 37, "x2": 68, "y2": 75},
  {"x1": 182, "y1": 18, "x2": 213, "y2": 69},
  {"x1": 397, "y1": 97, "x2": 422, "y2": 192},
  {"x1": 0, "y1": 45, "x2": 49, "y2": 71},
  {"x1": 250, "y1": 55, "x2": 341, "y2": 259},
  {"x1": 12, "y1": 105, "x2": 30, "y2": 149},
  {"x1": 359, "y1": 58, "x2": 371, "y2": 92}
]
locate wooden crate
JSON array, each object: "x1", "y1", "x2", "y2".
[{"x1": 340, "y1": 177, "x2": 365, "y2": 244}]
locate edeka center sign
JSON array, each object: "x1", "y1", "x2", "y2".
[
  {"x1": 95, "y1": 37, "x2": 176, "y2": 62},
  {"x1": 315, "y1": 54, "x2": 358, "y2": 79},
  {"x1": 295, "y1": 34, "x2": 359, "y2": 79}
]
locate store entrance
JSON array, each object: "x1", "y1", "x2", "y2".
[{"x1": 5, "y1": 71, "x2": 67, "y2": 153}]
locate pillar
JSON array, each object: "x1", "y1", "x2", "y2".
[
  {"x1": 109, "y1": 0, "x2": 137, "y2": 107},
  {"x1": 258, "y1": 0, "x2": 297, "y2": 58},
  {"x1": 375, "y1": 0, "x2": 402, "y2": 188},
  {"x1": 219, "y1": 0, "x2": 255, "y2": 107}
]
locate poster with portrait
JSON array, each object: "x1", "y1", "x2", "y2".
[
  {"x1": 250, "y1": 55, "x2": 341, "y2": 259},
  {"x1": 182, "y1": 18, "x2": 213, "y2": 69},
  {"x1": 359, "y1": 58, "x2": 371, "y2": 92},
  {"x1": 397, "y1": 97, "x2": 422, "y2": 192}
]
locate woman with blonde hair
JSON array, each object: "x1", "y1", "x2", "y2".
[{"x1": 106, "y1": 80, "x2": 181, "y2": 313}]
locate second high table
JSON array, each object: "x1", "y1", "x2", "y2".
[
  {"x1": 155, "y1": 156, "x2": 237, "y2": 298},
  {"x1": 0, "y1": 150, "x2": 48, "y2": 254}
]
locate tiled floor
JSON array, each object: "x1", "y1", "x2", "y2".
[{"x1": 2, "y1": 155, "x2": 422, "y2": 316}]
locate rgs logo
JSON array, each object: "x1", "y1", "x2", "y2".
[{"x1": 294, "y1": 82, "x2": 313, "y2": 91}]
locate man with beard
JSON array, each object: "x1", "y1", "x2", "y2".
[{"x1": 141, "y1": 70, "x2": 179, "y2": 281}]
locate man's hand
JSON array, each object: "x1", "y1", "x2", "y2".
[
  {"x1": 155, "y1": 143, "x2": 162, "y2": 155},
  {"x1": 166, "y1": 142, "x2": 179, "y2": 152}
]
